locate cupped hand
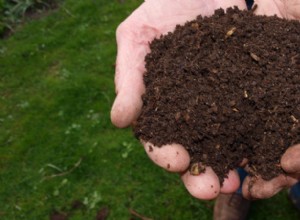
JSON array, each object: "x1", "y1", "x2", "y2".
[
  {"x1": 242, "y1": 144, "x2": 300, "y2": 199},
  {"x1": 241, "y1": 0, "x2": 300, "y2": 199},
  {"x1": 111, "y1": 0, "x2": 247, "y2": 200}
]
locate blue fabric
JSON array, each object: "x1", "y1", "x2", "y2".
[
  {"x1": 246, "y1": 0, "x2": 254, "y2": 10},
  {"x1": 290, "y1": 182, "x2": 300, "y2": 210},
  {"x1": 291, "y1": 182, "x2": 300, "y2": 199},
  {"x1": 236, "y1": 168, "x2": 248, "y2": 194}
]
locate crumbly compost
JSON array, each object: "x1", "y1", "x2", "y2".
[{"x1": 133, "y1": 7, "x2": 300, "y2": 183}]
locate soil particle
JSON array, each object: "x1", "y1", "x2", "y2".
[
  {"x1": 148, "y1": 145, "x2": 153, "y2": 152},
  {"x1": 96, "y1": 207, "x2": 109, "y2": 220},
  {"x1": 134, "y1": 7, "x2": 300, "y2": 184},
  {"x1": 50, "y1": 211, "x2": 68, "y2": 220},
  {"x1": 70, "y1": 200, "x2": 85, "y2": 210}
]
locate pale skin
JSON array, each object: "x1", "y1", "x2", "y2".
[{"x1": 111, "y1": 0, "x2": 300, "y2": 200}]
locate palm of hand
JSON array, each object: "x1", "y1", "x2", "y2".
[
  {"x1": 111, "y1": 0, "x2": 300, "y2": 200},
  {"x1": 255, "y1": 0, "x2": 300, "y2": 19}
]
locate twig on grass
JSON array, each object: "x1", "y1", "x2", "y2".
[
  {"x1": 129, "y1": 209, "x2": 153, "y2": 220},
  {"x1": 61, "y1": 6, "x2": 75, "y2": 17},
  {"x1": 42, "y1": 158, "x2": 82, "y2": 181}
]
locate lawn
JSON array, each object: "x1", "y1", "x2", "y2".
[{"x1": 0, "y1": 0, "x2": 299, "y2": 219}]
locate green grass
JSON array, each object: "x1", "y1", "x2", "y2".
[{"x1": 0, "y1": 0, "x2": 299, "y2": 219}]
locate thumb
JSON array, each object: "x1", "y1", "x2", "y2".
[{"x1": 111, "y1": 20, "x2": 159, "y2": 128}]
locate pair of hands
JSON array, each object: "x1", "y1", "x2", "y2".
[{"x1": 111, "y1": 0, "x2": 300, "y2": 200}]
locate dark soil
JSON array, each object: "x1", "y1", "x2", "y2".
[
  {"x1": 134, "y1": 7, "x2": 300, "y2": 184},
  {"x1": 96, "y1": 207, "x2": 110, "y2": 220}
]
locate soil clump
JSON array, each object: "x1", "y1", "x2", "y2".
[{"x1": 133, "y1": 7, "x2": 300, "y2": 183}]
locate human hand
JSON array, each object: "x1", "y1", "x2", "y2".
[
  {"x1": 111, "y1": 0, "x2": 248, "y2": 200},
  {"x1": 242, "y1": 144, "x2": 300, "y2": 199},
  {"x1": 253, "y1": 0, "x2": 300, "y2": 19},
  {"x1": 241, "y1": 0, "x2": 300, "y2": 199}
]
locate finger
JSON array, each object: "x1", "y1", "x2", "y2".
[
  {"x1": 111, "y1": 83, "x2": 144, "y2": 128},
  {"x1": 254, "y1": 0, "x2": 300, "y2": 19},
  {"x1": 242, "y1": 176, "x2": 284, "y2": 199},
  {"x1": 111, "y1": 19, "x2": 158, "y2": 128},
  {"x1": 281, "y1": 144, "x2": 300, "y2": 174},
  {"x1": 242, "y1": 174, "x2": 298, "y2": 199},
  {"x1": 181, "y1": 167, "x2": 220, "y2": 200},
  {"x1": 290, "y1": 173, "x2": 300, "y2": 181},
  {"x1": 220, "y1": 170, "x2": 241, "y2": 194},
  {"x1": 143, "y1": 142, "x2": 190, "y2": 172}
]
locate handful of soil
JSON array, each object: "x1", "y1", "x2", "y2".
[{"x1": 133, "y1": 7, "x2": 300, "y2": 184}]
